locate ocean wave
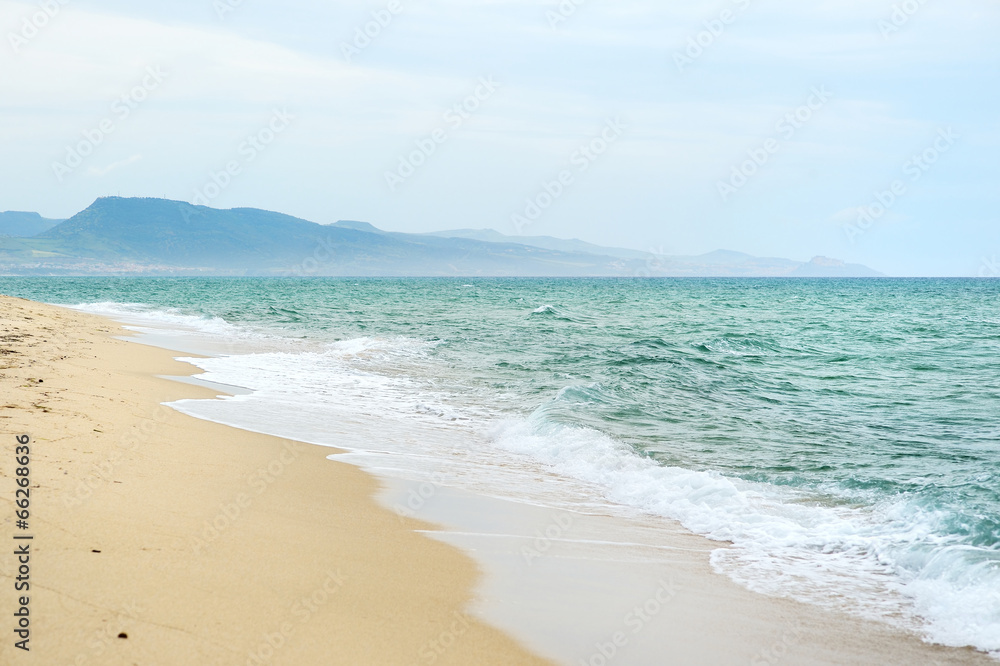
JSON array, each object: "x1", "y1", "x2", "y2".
[
  {"x1": 69, "y1": 301, "x2": 270, "y2": 340},
  {"x1": 488, "y1": 413, "x2": 1000, "y2": 655},
  {"x1": 528, "y1": 304, "x2": 597, "y2": 324},
  {"x1": 64, "y1": 290, "x2": 1000, "y2": 657}
]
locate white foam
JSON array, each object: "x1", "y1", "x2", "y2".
[
  {"x1": 488, "y1": 416, "x2": 1000, "y2": 655},
  {"x1": 69, "y1": 301, "x2": 272, "y2": 341},
  {"x1": 80, "y1": 301, "x2": 1000, "y2": 657}
]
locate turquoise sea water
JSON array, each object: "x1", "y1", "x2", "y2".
[{"x1": 3, "y1": 277, "x2": 998, "y2": 654}]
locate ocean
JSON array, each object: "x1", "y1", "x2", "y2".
[{"x1": 3, "y1": 276, "x2": 998, "y2": 655}]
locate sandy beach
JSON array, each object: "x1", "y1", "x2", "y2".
[
  {"x1": 0, "y1": 295, "x2": 550, "y2": 665},
  {"x1": 1, "y1": 293, "x2": 995, "y2": 665},
  {"x1": 2, "y1": 0, "x2": 995, "y2": 658}
]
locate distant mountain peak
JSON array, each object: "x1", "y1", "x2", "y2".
[
  {"x1": 697, "y1": 249, "x2": 757, "y2": 263},
  {"x1": 808, "y1": 256, "x2": 845, "y2": 267},
  {"x1": 0, "y1": 210, "x2": 65, "y2": 238},
  {"x1": 332, "y1": 220, "x2": 383, "y2": 233}
]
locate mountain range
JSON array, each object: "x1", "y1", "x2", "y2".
[{"x1": 0, "y1": 197, "x2": 884, "y2": 277}]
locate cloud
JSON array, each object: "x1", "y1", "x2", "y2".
[
  {"x1": 87, "y1": 154, "x2": 142, "y2": 177},
  {"x1": 0, "y1": 0, "x2": 996, "y2": 274}
]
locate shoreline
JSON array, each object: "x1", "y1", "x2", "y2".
[
  {"x1": 0, "y1": 295, "x2": 551, "y2": 664},
  {"x1": 376, "y1": 473, "x2": 997, "y2": 665},
  {"x1": 1, "y1": 294, "x2": 995, "y2": 664}
]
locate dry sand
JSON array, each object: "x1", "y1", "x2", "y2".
[{"x1": 0, "y1": 295, "x2": 551, "y2": 665}]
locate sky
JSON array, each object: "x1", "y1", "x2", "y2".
[{"x1": 1, "y1": 0, "x2": 998, "y2": 276}]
